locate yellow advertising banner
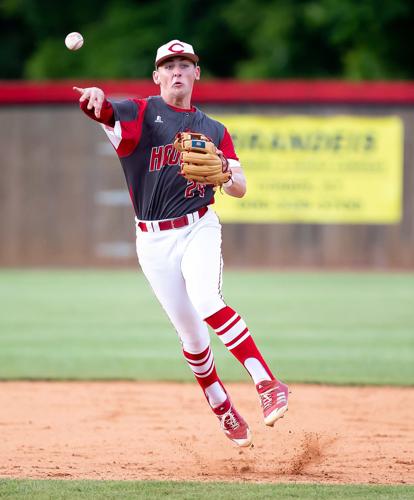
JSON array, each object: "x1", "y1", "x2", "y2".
[{"x1": 213, "y1": 115, "x2": 403, "y2": 223}]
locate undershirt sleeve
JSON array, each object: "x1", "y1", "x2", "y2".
[
  {"x1": 81, "y1": 97, "x2": 147, "y2": 158},
  {"x1": 80, "y1": 98, "x2": 115, "y2": 126}
]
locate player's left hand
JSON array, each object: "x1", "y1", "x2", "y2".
[{"x1": 173, "y1": 132, "x2": 232, "y2": 186}]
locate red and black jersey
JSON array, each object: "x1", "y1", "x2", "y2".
[{"x1": 81, "y1": 95, "x2": 239, "y2": 221}]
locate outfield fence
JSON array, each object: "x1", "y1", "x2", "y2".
[{"x1": 1, "y1": 81, "x2": 413, "y2": 268}]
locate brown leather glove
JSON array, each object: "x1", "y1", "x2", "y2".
[{"x1": 173, "y1": 132, "x2": 232, "y2": 186}]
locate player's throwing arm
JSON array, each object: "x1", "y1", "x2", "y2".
[{"x1": 73, "y1": 86, "x2": 105, "y2": 118}]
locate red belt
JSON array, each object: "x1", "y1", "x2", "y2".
[{"x1": 137, "y1": 206, "x2": 208, "y2": 232}]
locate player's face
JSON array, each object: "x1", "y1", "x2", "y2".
[{"x1": 153, "y1": 57, "x2": 200, "y2": 100}]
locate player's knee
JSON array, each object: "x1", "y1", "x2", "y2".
[{"x1": 191, "y1": 296, "x2": 226, "y2": 322}]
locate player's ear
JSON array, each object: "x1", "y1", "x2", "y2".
[
  {"x1": 153, "y1": 70, "x2": 160, "y2": 85},
  {"x1": 195, "y1": 65, "x2": 200, "y2": 81}
]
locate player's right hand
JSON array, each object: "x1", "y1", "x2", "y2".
[{"x1": 73, "y1": 86, "x2": 105, "y2": 118}]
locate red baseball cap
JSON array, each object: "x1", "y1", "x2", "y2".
[{"x1": 155, "y1": 40, "x2": 199, "y2": 67}]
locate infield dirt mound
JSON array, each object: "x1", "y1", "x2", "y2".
[{"x1": 0, "y1": 382, "x2": 413, "y2": 485}]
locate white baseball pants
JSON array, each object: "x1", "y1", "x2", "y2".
[{"x1": 135, "y1": 207, "x2": 226, "y2": 354}]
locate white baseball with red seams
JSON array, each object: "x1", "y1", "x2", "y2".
[{"x1": 65, "y1": 32, "x2": 83, "y2": 51}]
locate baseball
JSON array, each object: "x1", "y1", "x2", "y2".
[{"x1": 65, "y1": 32, "x2": 84, "y2": 51}]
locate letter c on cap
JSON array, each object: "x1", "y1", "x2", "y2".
[{"x1": 168, "y1": 42, "x2": 185, "y2": 53}]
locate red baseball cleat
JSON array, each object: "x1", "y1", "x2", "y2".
[
  {"x1": 213, "y1": 399, "x2": 252, "y2": 447},
  {"x1": 256, "y1": 379, "x2": 289, "y2": 426}
]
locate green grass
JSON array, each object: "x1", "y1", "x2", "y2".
[
  {"x1": 0, "y1": 480, "x2": 413, "y2": 500},
  {"x1": 0, "y1": 270, "x2": 413, "y2": 385}
]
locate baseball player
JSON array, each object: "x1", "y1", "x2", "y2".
[{"x1": 74, "y1": 40, "x2": 288, "y2": 447}]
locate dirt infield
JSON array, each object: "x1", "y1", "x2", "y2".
[{"x1": 0, "y1": 382, "x2": 412, "y2": 484}]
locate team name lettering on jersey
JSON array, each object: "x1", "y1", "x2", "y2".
[{"x1": 149, "y1": 144, "x2": 181, "y2": 172}]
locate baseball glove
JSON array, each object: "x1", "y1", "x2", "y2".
[{"x1": 173, "y1": 132, "x2": 232, "y2": 186}]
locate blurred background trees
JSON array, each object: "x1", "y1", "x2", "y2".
[{"x1": 1, "y1": 0, "x2": 413, "y2": 80}]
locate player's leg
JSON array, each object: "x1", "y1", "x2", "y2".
[
  {"x1": 205, "y1": 305, "x2": 289, "y2": 426},
  {"x1": 136, "y1": 231, "x2": 224, "y2": 400},
  {"x1": 136, "y1": 229, "x2": 251, "y2": 445},
  {"x1": 181, "y1": 210, "x2": 288, "y2": 426},
  {"x1": 181, "y1": 210, "x2": 275, "y2": 382}
]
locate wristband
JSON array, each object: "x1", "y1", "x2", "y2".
[{"x1": 223, "y1": 170, "x2": 234, "y2": 188}]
